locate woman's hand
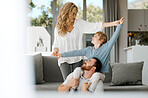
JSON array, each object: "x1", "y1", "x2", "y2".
[
  {"x1": 57, "y1": 53, "x2": 62, "y2": 59},
  {"x1": 52, "y1": 48, "x2": 59, "y2": 56},
  {"x1": 52, "y1": 48, "x2": 62, "y2": 59},
  {"x1": 119, "y1": 17, "x2": 125, "y2": 24},
  {"x1": 52, "y1": 52, "x2": 62, "y2": 59},
  {"x1": 113, "y1": 20, "x2": 120, "y2": 26}
]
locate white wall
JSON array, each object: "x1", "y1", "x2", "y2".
[
  {"x1": 118, "y1": 0, "x2": 128, "y2": 63},
  {"x1": 26, "y1": 27, "x2": 51, "y2": 53},
  {"x1": 0, "y1": 0, "x2": 34, "y2": 98}
]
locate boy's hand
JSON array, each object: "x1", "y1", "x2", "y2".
[{"x1": 119, "y1": 17, "x2": 125, "y2": 24}]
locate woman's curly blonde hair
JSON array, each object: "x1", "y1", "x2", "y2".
[{"x1": 56, "y1": 2, "x2": 78, "y2": 37}]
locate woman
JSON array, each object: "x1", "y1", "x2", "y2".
[{"x1": 52, "y1": 2, "x2": 120, "y2": 80}]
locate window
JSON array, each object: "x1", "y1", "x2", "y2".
[
  {"x1": 128, "y1": 0, "x2": 148, "y2": 9},
  {"x1": 28, "y1": 0, "x2": 53, "y2": 26},
  {"x1": 86, "y1": 0, "x2": 103, "y2": 22}
]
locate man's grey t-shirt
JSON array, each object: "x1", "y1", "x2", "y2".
[{"x1": 62, "y1": 73, "x2": 104, "y2": 93}]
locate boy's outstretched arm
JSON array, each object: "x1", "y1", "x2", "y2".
[
  {"x1": 56, "y1": 47, "x2": 90, "y2": 59},
  {"x1": 107, "y1": 17, "x2": 125, "y2": 49}
]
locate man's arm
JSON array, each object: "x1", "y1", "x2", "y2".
[
  {"x1": 58, "y1": 73, "x2": 79, "y2": 92},
  {"x1": 58, "y1": 78, "x2": 79, "y2": 92},
  {"x1": 58, "y1": 84, "x2": 71, "y2": 92}
]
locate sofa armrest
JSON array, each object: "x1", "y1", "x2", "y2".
[{"x1": 42, "y1": 56, "x2": 63, "y2": 82}]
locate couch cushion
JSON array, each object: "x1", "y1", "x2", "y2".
[
  {"x1": 110, "y1": 61, "x2": 144, "y2": 86},
  {"x1": 104, "y1": 83, "x2": 148, "y2": 91},
  {"x1": 35, "y1": 82, "x2": 62, "y2": 91},
  {"x1": 33, "y1": 53, "x2": 44, "y2": 84}
]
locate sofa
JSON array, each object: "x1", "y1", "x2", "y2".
[{"x1": 30, "y1": 53, "x2": 148, "y2": 92}]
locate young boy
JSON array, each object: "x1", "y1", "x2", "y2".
[{"x1": 55, "y1": 17, "x2": 125, "y2": 91}]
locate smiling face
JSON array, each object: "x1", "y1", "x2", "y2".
[
  {"x1": 91, "y1": 32, "x2": 107, "y2": 45},
  {"x1": 81, "y1": 59, "x2": 97, "y2": 71},
  {"x1": 91, "y1": 34, "x2": 102, "y2": 45}
]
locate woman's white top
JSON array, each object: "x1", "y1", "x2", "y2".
[{"x1": 52, "y1": 19, "x2": 104, "y2": 66}]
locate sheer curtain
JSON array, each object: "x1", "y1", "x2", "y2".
[{"x1": 103, "y1": 0, "x2": 119, "y2": 62}]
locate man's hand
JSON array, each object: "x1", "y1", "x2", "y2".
[
  {"x1": 52, "y1": 48, "x2": 59, "y2": 56},
  {"x1": 119, "y1": 17, "x2": 125, "y2": 24},
  {"x1": 81, "y1": 82, "x2": 92, "y2": 92},
  {"x1": 67, "y1": 77, "x2": 79, "y2": 87}
]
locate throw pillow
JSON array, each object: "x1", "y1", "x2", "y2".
[
  {"x1": 110, "y1": 61, "x2": 144, "y2": 86},
  {"x1": 33, "y1": 53, "x2": 44, "y2": 84}
]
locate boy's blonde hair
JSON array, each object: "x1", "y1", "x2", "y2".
[{"x1": 96, "y1": 32, "x2": 107, "y2": 44}]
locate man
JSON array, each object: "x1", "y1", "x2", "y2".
[{"x1": 58, "y1": 57, "x2": 104, "y2": 93}]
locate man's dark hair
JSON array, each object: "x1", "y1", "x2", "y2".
[{"x1": 92, "y1": 57, "x2": 102, "y2": 72}]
